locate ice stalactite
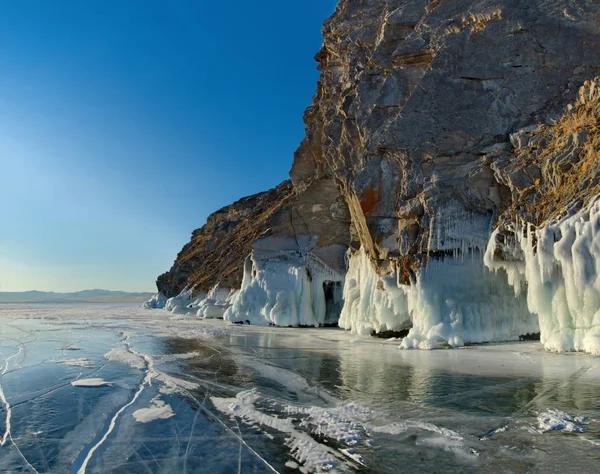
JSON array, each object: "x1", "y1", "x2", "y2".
[
  {"x1": 338, "y1": 249, "x2": 410, "y2": 336},
  {"x1": 341, "y1": 201, "x2": 537, "y2": 347},
  {"x1": 404, "y1": 201, "x2": 537, "y2": 348},
  {"x1": 400, "y1": 252, "x2": 537, "y2": 349},
  {"x1": 224, "y1": 238, "x2": 345, "y2": 327},
  {"x1": 340, "y1": 248, "x2": 536, "y2": 347},
  {"x1": 485, "y1": 198, "x2": 600, "y2": 355}
]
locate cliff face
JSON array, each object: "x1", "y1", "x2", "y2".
[
  {"x1": 155, "y1": 0, "x2": 600, "y2": 352},
  {"x1": 300, "y1": 0, "x2": 600, "y2": 274}
]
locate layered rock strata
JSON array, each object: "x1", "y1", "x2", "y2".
[{"x1": 152, "y1": 0, "x2": 600, "y2": 351}]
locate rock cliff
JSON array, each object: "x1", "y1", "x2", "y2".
[{"x1": 153, "y1": 0, "x2": 600, "y2": 352}]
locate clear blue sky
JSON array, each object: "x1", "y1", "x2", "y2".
[{"x1": 0, "y1": 0, "x2": 338, "y2": 292}]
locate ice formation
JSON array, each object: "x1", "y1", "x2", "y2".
[
  {"x1": 339, "y1": 249, "x2": 410, "y2": 336},
  {"x1": 340, "y1": 246, "x2": 536, "y2": 347},
  {"x1": 194, "y1": 285, "x2": 233, "y2": 319},
  {"x1": 400, "y1": 253, "x2": 538, "y2": 349},
  {"x1": 536, "y1": 409, "x2": 588, "y2": 433},
  {"x1": 485, "y1": 197, "x2": 600, "y2": 354},
  {"x1": 224, "y1": 237, "x2": 345, "y2": 327},
  {"x1": 164, "y1": 288, "x2": 195, "y2": 314},
  {"x1": 142, "y1": 292, "x2": 167, "y2": 309},
  {"x1": 147, "y1": 285, "x2": 234, "y2": 319},
  {"x1": 340, "y1": 202, "x2": 537, "y2": 346}
]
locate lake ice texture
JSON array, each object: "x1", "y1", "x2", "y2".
[{"x1": 0, "y1": 303, "x2": 599, "y2": 473}]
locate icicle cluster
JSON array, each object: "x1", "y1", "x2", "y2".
[{"x1": 485, "y1": 198, "x2": 600, "y2": 354}]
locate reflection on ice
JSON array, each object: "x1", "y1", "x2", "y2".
[{"x1": 0, "y1": 303, "x2": 599, "y2": 473}]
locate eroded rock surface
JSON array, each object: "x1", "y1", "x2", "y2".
[{"x1": 155, "y1": 0, "x2": 600, "y2": 347}]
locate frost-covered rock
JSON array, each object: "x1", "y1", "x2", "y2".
[
  {"x1": 485, "y1": 198, "x2": 600, "y2": 355},
  {"x1": 142, "y1": 292, "x2": 167, "y2": 309}
]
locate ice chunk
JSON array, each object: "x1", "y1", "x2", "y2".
[
  {"x1": 537, "y1": 409, "x2": 588, "y2": 433},
  {"x1": 71, "y1": 378, "x2": 112, "y2": 387}
]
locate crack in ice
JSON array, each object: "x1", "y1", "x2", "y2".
[{"x1": 73, "y1": 338, "x2": 155, "y2": 474}]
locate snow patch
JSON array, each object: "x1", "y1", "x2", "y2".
[{"x1": 132, "y1": 397, "x2": 175, "y2": 423}]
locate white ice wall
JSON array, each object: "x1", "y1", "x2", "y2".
[
  {"x1": 340, "y1": 200, "x2": 537, "y2": 347},
  {"x1": 338, "y1": 249, "x2": 410, "y2": 336},
  {"x1": 485, "y1": 198, "x2": 600, "y2": 355},
  {"x1": 223, "y1": 243, "x2": 345, "y2": 327},
  {"x1": 400, "y1": 253, "x2": 537, "y2": 349},
  {"x1": 339, "y1": 248, "x2": 536, "y2": 347}
]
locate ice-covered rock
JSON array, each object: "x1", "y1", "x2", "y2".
[
  {"x1": 164, "y1": 288, "x2": 195, "y2": 315},
  {"x1": 224, "y1": 237, "x2": 345, "y2": 327},
  {"x1": 151, "y1": 1, "x2": 600, "y2": 352},
  {"x1": 485, "y1": 198, "x2": 600, "y2": 355},
  {"x1": 340, "y1": 248, "x2": 537, "y2": 347},
  {"x1": 141, "y1": 292, "x2": 167, "y2": 309}
]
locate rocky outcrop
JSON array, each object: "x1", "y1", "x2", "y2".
[
  {"x1": 156, "y1": 181, "x2": 295, "y2": 298},
  {"x1": 154, "y1": 0, "x2": 600, "y2": 349},
  {"x1": 156, "y1": 177, "x2": 350, "y2": 299}
]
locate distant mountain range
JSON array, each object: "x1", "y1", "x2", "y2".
[{"x1": 0, "y1": 289, "x2": 154, "y2": 304}]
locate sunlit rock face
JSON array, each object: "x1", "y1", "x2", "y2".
[
  {"x1": 302, "y1": 0, "x2": 600, "y2": 270},
  {"x1": 155, "y1": 0, "x2": 600, "y2": 345},
  {"x1": 297, "y1": 0, "x2": 600, "y2": 344},
  {"x1": 155, "y1": 179, "x2": 351, "y2": 302}
]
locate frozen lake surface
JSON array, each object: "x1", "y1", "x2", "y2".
[{"x1": 0, "y1": 304, "x2": 599, "y2": 473}]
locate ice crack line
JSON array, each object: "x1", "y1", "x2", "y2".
[
  {"x1": 74, "y1": 338, "x2": 154, "y2": 474},
  {"x1": 0, "y1": 345, "x2": 23, "y2": 446}
]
